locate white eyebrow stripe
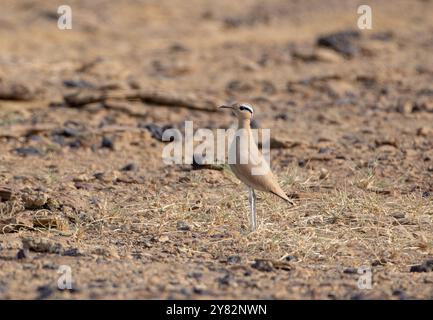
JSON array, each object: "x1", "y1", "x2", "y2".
[{"x1": 240, "y1": 104, "x2": 254, "y2": 113}]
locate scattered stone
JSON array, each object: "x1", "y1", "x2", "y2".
[
  {"x1": 392, "y1": 289, "x2": 409, "y2": 300},
  {"x1": 422, "y1": 191, "x2": 431, "y2": 198},
  {"x1": 73, "y1": 174, "x2": 92, "y2": 182},
  {"x1": 63, "y1": 79, "x2": 95, "y2": 89},
  {"x1": 410, "y1": 260, "x2": 433, "y2": 273},
  {"x1": 74, "y1": 181, "x2": 92, "y2": 190},
  {"x1": 375, "y1": 137, "x2": 398, "y2": 148},
  {"x1": 21, "y1": 188, "x2": 48, "y2": 209},
  {"x1": 187, "y1": 271, "x2": 203, "y2": 279},
  {"x1": 391, "y1": 212, "x2": 406, "y2": 219},
  {"x1": 293, "y1": 46, "x2": 342, "y2": 63},
  {"x1": 417, "y1": 126, "x2": 433, "y2": 137},
  {"x1": 227, "y1": 255, "x2": 241, "y2": 264},
  {"x1": 298, "y1": 158, "x2": 307, "y2": 167},
  {"x1": 68, "y1": 139, "x2": 82, "y2": 149},
  {"x1": 270, "y1": 260, "x2": 292, "y2": 271},
  {"x1": 371, "y1": 31, "x2": 394, "y2": 41},
  {"x1": 94, "y1": 171, "x2": 119, "y2": 183},
  {"x1": 0, "y1": 186, "x2": 12, "y2": 202},
  {"x1": 274, "y1": 112, "x2": 289, "y2": 121},
  {"x1": 0, "y1": 80, "x2": 36, "y2": 100},
  {"x1": 53, "y1": 127, "x2": 80, "y2": 138},
  {"x1": 121, "y1": 163, "x2": 138, "y2": 172},
  {"x1": 22, "y1": 237, "x2": 63, "y2": 254},
  {"x1": 217, "y1": 273, "x2": 232, "y2": 286},
  {"x1": 314, "y1": 48, "x2": 343, "y2": 62},
  {"x1": 251, "y1": 259, "x2": 274, "y2": 272},
  {"x1": 14, "y1": 147, "x2": 42, "y2": 157},
  {"x1": 283, "y1": 255, "x2": 297, "y2": 262},
  {"x1": 101, "y1": 136, "x2": 115, "y2": 150},
  {"x1": 176, "y1": 221, "x2": 191, "y2": 231},
  {"x1": 398, "y1": 101, "x2": 413, "y2": 114},
  {"x1": 319, "y1": 168, "x2": 329, "y2": 179},
  {"x1": 16, "y1": 248, "x2": 29, "y2": 259},
  {"x1": 317, "y1": 30, "x2": 361, "y2": 58},
  {"x1": 92, "y1": 246, "x2": 119, "y2": 258},
  {"x1": 62, "y1": 248, "x2": 84, "y2": 257},
  {"x1": 158, "y1": 235, "x2": 170, "y2": 243},
  {"x1": 267, "y1": 137, "x2": 301, "y2": 149},
  {"x1": 140, "y1": 123, "x2": 173, "y2": 141},
  {"x1": 343, "y1": 267, "x2": 358, "y2": 274},
  {"x1": 45, "y1": 198, "x2": 61, "y2": 211},
  {"x1": 36, "y1": 285, "x2": 54, "y2": 300}
]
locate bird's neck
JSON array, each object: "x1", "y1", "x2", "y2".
[{"x1": 238, "y1": 118, "x2": 251, "y2": 130}]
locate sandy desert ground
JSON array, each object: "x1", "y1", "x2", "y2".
[{"x1": 0, "y1": 0, "x2": 433, "y2": 299}]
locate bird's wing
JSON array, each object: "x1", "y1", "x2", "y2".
[{"x1": 230, "y1": 133, "x2": 292, "y2": 204}]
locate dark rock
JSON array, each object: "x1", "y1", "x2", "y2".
[
  {"x1": 52, "y1": 135, "x2": 65, "y2": 146},
  {"x1": 63, "y1": 79, "x2": 95, "y2": 89},
  {"x1": 0, "y1": 187, "x2": 12, "y2": 202},
  {"x1": 140, "y1": 123, "x2": 173, "y2": 141},
  {"x1": 42, "y1": 262, "x2": 59, "y2": 270},
  {"x1": 14, "y1": 147, "x2": 42, "y2": 156},
  {"x1": 169, "y1": 43, "x2": 189, "y2": 53},
  {"x1": 251, "y1": 259, "x2": 274, "y2": 272},
  {"x1": 101, "y1": 136, "x2": 114, "y2": 150},
  {"x1": 226, "y1": 80, "x2": 253, "y2": 93},
  {"x1": 217, "y1": 273, "x2": 231, "y2": 286},
  {"x1": 227, "y1": 255, "x2": 241, "y2": 264},
  {"x1": 16, "y1": 248, "x2": 29, "y2": 259},
  {"x1": 63, "y1": 248, "x2": 84, "y2": 257},
  {"x1": 274, "y1": 112, "x2": 289, "y2": 121},
  {"x1": 54, "y1": 127, "x2": 80, "y2": 137},
  {"x1": 21, "y1": 188, "x2": 48, "y2": 209},
  {"x1": 223, "y1": 17, "x2": 243, "y2": 28},
  {"x1": 371, "y1": 31, "x2": 394, "y2": 41},
  {"x1": 176, "y1": 221, "x2": 191, "y2": 231},
  {"x1": 284, "y1": 255, "x2": 297, "y2": 262},
  {"x1": 393, "y1": 289, "x2": 409, "y2": 300},
  {"x1": 22, "y1": 237, "x2": 62, "y2": 254},
  {"x1": 317, "y1": 30, "x2": 361, "y2": 57},
  {"x1": 410, "y1": 259, "x2": 433, "y2": 273},
  {"x1": 121, "y1": 163, "x2": 138, "y2": 172},
  {"x1": 36, "y1": 285, "x2": 54, "y2": 300},
  {"x1": 0, "y1": 81, "x2": 36, "y2": 101},
  {"x1": 350, "y1": 293, "x2": 366, "y2": 300},
  {"x1": 298, "y1": 158, "x2": 307, "y2": 167},
  {"x1": 68, "y1": 139, "x2": 82, "y2": 149},
  {"x1": 187, "y1": 271, "x2": 203, "y2": 280},
  {"x1": 93, "y1": 172, "x2": 105, "y2": 180},
  {"x1": 318, "y1": 147, "x2": 332, "y2": 154},
  {"x1": 343, "y1": 267, "x2": 358, "y2": 274}
]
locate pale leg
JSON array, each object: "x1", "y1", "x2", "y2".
[{"x1": 248, "y1": 187, "x2": 257, "y2": 231}]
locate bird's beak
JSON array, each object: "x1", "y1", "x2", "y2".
[{"x1": 219, "y1": 105, "x2": 233, "y2": 109}]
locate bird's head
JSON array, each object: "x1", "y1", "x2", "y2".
[{"x1": 219, "y1": 102, "x2": 254, "y2": 120}]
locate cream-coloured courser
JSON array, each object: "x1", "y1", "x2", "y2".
[{"x1": 220, "y1": 102, "x2": 294, "y2": 230}]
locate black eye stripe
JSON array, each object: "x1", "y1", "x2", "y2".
[{"x1": 239, "y1": 105, "x2": 253, "y2": 113}]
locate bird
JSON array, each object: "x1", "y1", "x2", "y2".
[{"x1": 219, "y1": 102, "x2": 294, "y2": 231}]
